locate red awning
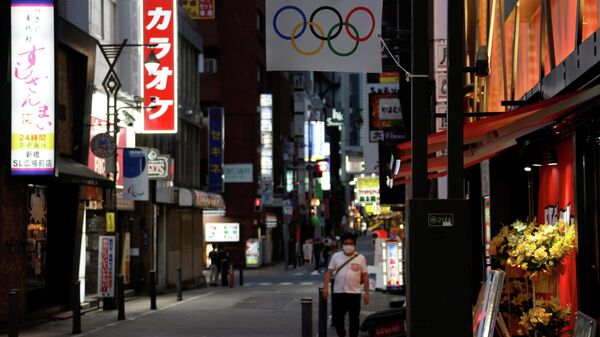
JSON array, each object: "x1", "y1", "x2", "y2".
[{"x1": 393, "y1": 85, "x2": 600, "y2": 185}]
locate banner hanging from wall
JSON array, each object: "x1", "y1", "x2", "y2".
[
  {"x1": 208, "y1": 108, "x2": 224, "y2": 192},
  {"x1": 123, "y1": 148, "x2": 149, "y2": 201},
  {"x1": 266, "y1": 0, "x2": 382, "y2": 72},
  {"x1": 98, "y1": 235, "x2": 115, "y2": 297},
  {"x1": 11, "y1": 0, "x2": 55, "y2": 175},
  {"x1": 141, "y1": 0, "x2": 178, "y2": 133}
]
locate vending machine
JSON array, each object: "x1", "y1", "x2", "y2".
[{"x1": 382, "y1": 238, "x2": 404, "y2": 292}]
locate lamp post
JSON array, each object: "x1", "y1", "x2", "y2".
[
  {"x1": 97, "y1": 39, "x2": 158, "y2": 180},
  {"x1": 96, "y1": 38, "x2": 158, "y2": 309}
]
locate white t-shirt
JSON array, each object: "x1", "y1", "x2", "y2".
[{"x1": 328, "y1": 251, "x2": 368, "y2": 294}]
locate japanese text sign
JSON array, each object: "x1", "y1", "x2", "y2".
[
  {"x1": 98, "y1": 235, "x2": 115, "y2": 297},
  {"x1": 208, "y1": 108, "x2": 224, "y2": 192},
  {"x1": 142, "y1": 0, "x2": 178, "y2": 133},
  {"x1": 182, "y1": 0, "x2": 215, "y2": 19},
  {"x1": 11, "y1": 0, "x2": 55, "y2": 175}
]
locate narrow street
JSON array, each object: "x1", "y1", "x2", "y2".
[{"x1": 3, "y1": 234, "x2": 399, "y2": 337}]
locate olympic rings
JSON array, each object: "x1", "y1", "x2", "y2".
[
  {"x1": 273, "y1": 5, "x2": 306, "y2": 40},
  {"x1": 327, "y1": 22, "x2": 359, "y2": 57},
  {"x1": 273, "y1": 5, "x2": 376, "y2": 56},
  {"x1": 309, "y1": 6, "x2": 343, "y2": 41},
  {"x1": 345, "y1": 7, "x2": 375, "y2": 42},
  {"x1": 292, "y1": 22, "x2": 325, "y2": 56}
]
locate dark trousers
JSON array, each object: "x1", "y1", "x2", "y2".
[{"x1": 332, "y1": 293, "x2": 361, "y2": 337}]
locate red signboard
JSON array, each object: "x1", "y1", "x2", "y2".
[
  {"x1": 142, "y1": 0, "x2": 177, "y2": 133},
  {"x1": 88, "y1": 116, "x2": 129, "y2": 187}
]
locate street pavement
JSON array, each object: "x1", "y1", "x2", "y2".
[{"x1": 2, "y1": 233, "x2": 402, "y2": 337}]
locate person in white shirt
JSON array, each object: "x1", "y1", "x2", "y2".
[{"x1": 322, "y1": 232, "x2": 369, "y2": 337}]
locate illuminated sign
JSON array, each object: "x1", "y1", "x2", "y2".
[
  {"x1": 11, "y1": 0, "x2": 55, "y2": 175},
  {"x1": 260, "y1": 94, "x2": 274, "y2": 205},
  {"x1": 141, "y1": 0, "x2": 178, "y2": 133},
  {"x1": 208, "y1": 108, "x2": 224, "y2": 192},
  {"x1": 205, "y1": 223, "x2": 240, "y2": 242},
  {"x1": 182, "y1": 0, "x2": 215, "y2": 19},
  {"x1": 355, "y1": 176, "x2": 380, "y2": 204}
]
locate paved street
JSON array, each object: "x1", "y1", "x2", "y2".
[{"x1": 2, "y1": 234, "x2": 401, "y2": 337}]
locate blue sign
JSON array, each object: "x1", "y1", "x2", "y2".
[{"x1": 208, "y1": 108, "x2": 224, "y2": 192}]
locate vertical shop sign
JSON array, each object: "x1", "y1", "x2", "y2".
[
  {"x1": 98, "y1": 236, "x2": 115, "y2": 297},
  {"x1": 11, "y1": 0, "x2": 55, "y2": 175},
  {"x1": 123, "y1": 148, "x2": 149, "y2": 201},
  {"x1": 106, "y1": 212, "x2": 115, "y2": 233},
  {"x1": 259, "y1": 94, "x2": 274, "y2": 204},
  {"x1": 208, "y1": 108, "x2": 224, "y2": 192},
  {"x1": 142, "y1": 0, "x2": 177, "y2": 133},
  {"x1": 367, "y1": 83, "x2": 404, "y2": 144}
]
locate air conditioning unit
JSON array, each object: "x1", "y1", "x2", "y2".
[{"x1": 204, "y1": 58, "x2": 218, "y2": 73}]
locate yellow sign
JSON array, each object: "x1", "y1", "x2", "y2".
[{"x1": 106, "y1": 212, "x2": 115, "y2": 233}]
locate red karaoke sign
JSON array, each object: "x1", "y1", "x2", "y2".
[{"x1": 142, "y1": 0, "x2": 177, "y2": 133}]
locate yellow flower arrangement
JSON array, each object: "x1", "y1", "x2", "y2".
[
  {"x1": 500, "y1": 279, "x2": 531, "y2": 315},
  {"x1": 505, "y1": 219, "x2": 576, "y2": 280},
  {"x1": 518, "y1": 297, "x2": 571, "y2": 337},
  {"x1": 489, "y1": 222, "x2": 518, "y2": 265}
]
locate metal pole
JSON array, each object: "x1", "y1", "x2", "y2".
[
  {"x1": 117, "y1": 275, "x2": 125, "y2": 320},
  {"x1": 447, "y1": 0, "x2": 464, "y2": 199},
  {"x1": 301, "y1": 297, "x2": 313, "y2": 337},
  {"x1": 410, "y1": 0, "x2": 431, "y2": 198},
  {"x1": 72, "y1": 282, "x2": 81, "y2": 334},
  {"x1": 239, "y1": 264, "x2": 244, "y2": 286},
  {"x1": 176, "y1": 267, "x2": 183, "y2": 301},
  {"x1": 318, "y1": 288, "x2": 327, "y2": 337},
  {"x1": 8, "y1": 289, "x2": 18, "y2": 337},
  {"x1": 150, "y1": 270, "x2": 157, "y2": 310}
]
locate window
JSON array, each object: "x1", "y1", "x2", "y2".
[
  {"x1": 90, "y1": 0, "x2": 104, "y2": 39},
  {"x1": 205, "y1": 58, "x2": 218, "y2": 73},
  {"x1": 89, "y1": 0, "x2": 116, "y2": 41}
]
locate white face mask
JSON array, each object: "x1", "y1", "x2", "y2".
[{"x1": 343, "y1": 245, "x2": 356, "y2": 254}]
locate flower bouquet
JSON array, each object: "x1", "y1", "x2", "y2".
[
  {"x1": 506, "y1": 220, "x2": 576, "y2": 280},
  {"x1": 489, "y1": 223, "x2": 517, "y2": 266},
  {"x1": 518, "y1": 297, "x2": 571, "y2": 337}
]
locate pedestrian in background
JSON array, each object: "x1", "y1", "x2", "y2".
[
  {"x1": 322, "y1": 232, "x2": 369, "y2": 337},
  {"x1": 208, "y1": 245, "x2": 220, "y2": 286},
  {"x1": 313, "y1": 238, "x2": 324, "y2": 271}
]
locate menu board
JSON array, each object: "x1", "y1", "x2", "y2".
[{"x1": 205, "y1": 223, "x2": 240, "y2": 242}]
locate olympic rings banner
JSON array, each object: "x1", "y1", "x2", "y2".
[{"x1": 266, "y1": 0, "x2": 382, "y2": 72}]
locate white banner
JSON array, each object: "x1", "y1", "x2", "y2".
[
  {"x1": 266, "y1": 0, "x2": 382, "y2": 72},
  {"x1": 98, "y1": 236, "x2": 115, "y2": 297},
  {"x1": 11, "y1": 1, "x2": 55, "y2": 175}
]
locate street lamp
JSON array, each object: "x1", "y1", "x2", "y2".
[
  {"x1": 96, "y1": 39, "x2": 158, "y2": 309},
  {"x1": 97, "y1": 38, "x2": 158, "y2": 186}
]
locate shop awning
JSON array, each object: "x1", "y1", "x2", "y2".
[
  {"x1": 192, "y1": 189, "x2": 225, "y2": 209},
  {"x1": 54, "y1": 156, "x2": 113, "y2": 188},
  {"x1": 393, "y1": 85, "x2": 600, "y2": 185}
]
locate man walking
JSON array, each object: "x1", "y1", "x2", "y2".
[
  {"x1": 322, "y1": 232, "x2": 369, "y2": 337},
  {"x1": 208, "y1": 245, "x2": 220, "y2": 286}
]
